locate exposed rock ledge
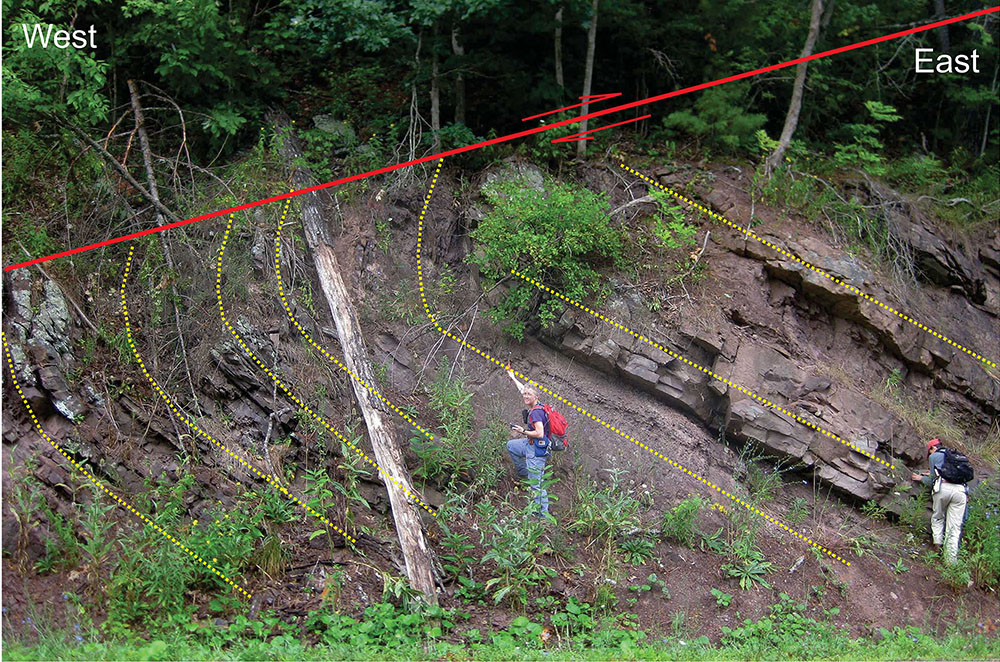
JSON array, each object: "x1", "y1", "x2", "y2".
[{"x1": 541, "y1": 301, "x2": 913, "y2": 502}]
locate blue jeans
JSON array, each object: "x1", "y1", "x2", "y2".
[{"x1": 507, "y1": 438, "x2": 549, "y2": 514}]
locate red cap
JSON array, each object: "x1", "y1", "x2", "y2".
[{"x1": 927, "y1": 438, "x2": 941, "y2": 453}]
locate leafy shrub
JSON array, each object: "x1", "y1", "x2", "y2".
[
  {"x1": 521, "y1": 111, "x2": 583, "y2": 166},
  {"x1": 619, "y1": 536, "x2": 656, "y2": 565},
  {"x1": 660, "y1": 495, "x2": 705, "y2": 547},
  {"x1": 469, "y1": 174, "x2": 625, "y2": 340},
  {"x1": 887, "y1": 154, "x2": 949, "y2": 193},
  {"x1": 104, "y1": 474, "x2": 264, "y2": 635},
  {"x1": 477, "y1": 500, "x2": 556, "y2": 611},
  {"x1": 662, "y1": 83, "x2": 767, "y2": 154},
  {"x1": 569, "y1": 472, "x2": 642, "y2": 547},
  {"x1": 411, "y1": 359, "x2": 495, "y2": 490},
  {"x1": 720, "y1": 594, "x2": 844, "y2": 658},
  {"x1": 963, "y1": 479, "x2": 1000, "y2": 589},
  {"x1": 649, "y1": 188, "x2": 698, "y2": 250},
  {"x1": 434, "y1": 123, "x2": 497, "y2": 171},
  {"x1": 832, "y1": 100, "x2": 900, "y2": 175},
  {"x1": 723, "y1": 558, "x2": 774, "y2": 590},
  {"x1": 898, "y1": 490, "x2": 930, "y2": 532}
]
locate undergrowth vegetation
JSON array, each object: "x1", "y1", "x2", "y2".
[
  {"x1": 469, "y1": 174, "x2": 624, "y2": 340},
  {"x1": 5, "y1": 594, "x2": 998, "y2": 662}
]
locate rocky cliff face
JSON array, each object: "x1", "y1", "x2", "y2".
[{"x1": 531, "y1": 164, "x2": 998, "y2": 505}]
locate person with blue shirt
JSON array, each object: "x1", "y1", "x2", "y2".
[{"x1": 506, "y1": 367, "x2": 551, "y2": 517}]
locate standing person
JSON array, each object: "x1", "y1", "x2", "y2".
[
  {"x1": 505, "y1": 366, "x2": 551, "y2": 518},
  {"x1": 911, "y1": 438, "x2": 973, "y2": 564}
]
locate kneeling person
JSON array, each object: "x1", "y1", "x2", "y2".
[{"x1": 506, "y1": 368, "x2": 551, "y2": 516}]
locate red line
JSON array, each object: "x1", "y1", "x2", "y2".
[
  {"x1": 6, "y1": 6, "x2": 996, "y2": 273},
  {"x1": 552, "y1": 114, "x2": 650, "y2": 143},
  {"x1": 522, "y1": 93, "x2": 622, "y2": 122}
]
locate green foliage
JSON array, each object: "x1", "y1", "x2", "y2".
[
  {"x1": 298, "y1": 128, "x2": 352, "y2": 184},
  {"x1": 469, "y1": 174, "x2": 624, "y2": 340},
  {"x1": 787, "y1": 497, "x2": 810, "y2": 525},
  {"x1": 618, "y1": 537, "x2": 656, "y2": 566},
  {"x1": 521, "y1": 112, "x2": 581, "y2": 166},
  {"x1": 723, "y1": 557, "x2": 774, "y2": 591},
  {"x1": 659, "y1": 495, "x2": 705, "y2": 548},
  {"x1": 476, "y1": 499, "x2": 556, "y2": 611},
  {"x1": 628, "y1": 573, "x2": 669, "y2": 597},
  {"x1": 720, "y1": 594, "x2": 841, "y2": 658},
  {"x1": 962, "y1": 479, "x2": 1000, "y2": 589},
  {"x1": 35, "y1": 508, "x2": 81, "y2": 575},
  {"x1": 411, "y1": 358, "x2": 493, "y2": 490},
  {"x1": 569, "y1": 468, "x2": 642, "y2": 548},
  {"x1": 439, "y1": 523, "x2": 476, "y2": 583},
  {"x1": 898, "y1": 490, "x2": 930, "y2": 533},
  {"x1": 649, "y1": 188, "x2": 698, "y2": 250},
  {"x1": 711, "y1": 587, "x2": 733, "y2": 608},
  {"x1": 3, "y1": 6, "x2": 110, "y2": 126},
  {"x1": 861, "y1": 500, "x2": 888, "y2": 521},
  {"x1": 662, "y1": 83, "x2": 767, "y2": 153},
  {"x1": 744, "y1": 459, "x2": 787, "y2": 503},
  {"x1": 832, "y1": 101, "x2": 901, "y2": 175},
  {"x1": 6, "y1": 597, "x2": 1000, "y2": 660}
]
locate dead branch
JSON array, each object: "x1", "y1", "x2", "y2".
[
  {"x1": 66, "y1": 122, "x2": 181, "y2": 224},
  {"x1": 128, "y1": 80, "x2": 202, "y2": 417},
  {"x1": 610, "y1": 195, "x2": 655, "y2": 216}
]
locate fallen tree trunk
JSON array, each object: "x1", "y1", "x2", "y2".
[{"x1": 275, "y1": 115, "x2": 438, "y2": 604}]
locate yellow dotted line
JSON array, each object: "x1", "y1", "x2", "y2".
[
  {"x1": 414, "y1": 159, "x2": 850, "y2": 567},
  {"x1": 510, "y1": 269, "x2": 894, "y2": 470},
  {"x1": 217, "y1": 210, "x2": 437, "y2": 518},
  {"x1": 618, "y1": 163, "x2": 997, "y2": 370},
  {"x1": 1, "y1": 332, "x2": 253, "y2": 598},
  {"x1": 272, "y1": 202, "x2": 442, "y2": 468},
  {"x1": 120, "y1": 246, "x2": 357, "y2": 544}
]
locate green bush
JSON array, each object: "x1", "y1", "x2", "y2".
[
  {"x1": 831, "y1": 100, "x2": 900, "y2": 176},
  {"x1": 649, "y1": 188, "x2": 698, "y2": 250},
  {"x1": 660, "y1": 495, "x2": 705, "y2": 547},
  {"x1": 104, "y1": 473, "x2": 264, "y2": 635},
  {"x1": 720, "y1": 594, "x2": 842, "y2": 657},
  {"x1": 411, "y1": 358, "x2": 489, "y2": 490},
  {"x1": 662, "y1": 83, "x2": 767, "y2": 154},
  {"x1": 469, "y1": 174, "x2": 625, "y2": 340},
  {"x1": 887, "y1": 154, "x2": 949, "y2": 193},
  {"x1": 569, "y1": 470, "x2": 642, "y2": 546},
  {"x1": 476, "y1": 499, "x2": 556, "y2": 611},
  {"x1": 963, "y1": 479, "x2": 1000, "y2": 589}
]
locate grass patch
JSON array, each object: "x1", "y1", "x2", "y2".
[{"x1": 4, "y1": 595, "x2": 999, "y2": 661}]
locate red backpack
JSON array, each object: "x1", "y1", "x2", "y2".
[{"x1": 532, "y1": 404, "x2": 569, "y2": 451}]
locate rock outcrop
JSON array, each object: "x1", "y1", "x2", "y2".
[
  {"x1": 540, "y1": 300, "x2": 911, "y2": 502},
  {"x1": 4, "y1": 270, "x2": 86, "y2": 421}
]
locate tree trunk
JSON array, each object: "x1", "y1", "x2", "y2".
[
  {"x1": 982, "y1": 61, "x2": 998, "y2": 157},
  {"x1": 554, "y1": 7, "x2": 564, "y2": 89},
  {"x1": 932, "y1": 0, "x2": 950, "y2": 51},
  {"x1": 765, "y1": 0, "x2": 824, "y2": 175},
  {"x1": 431, "y1": 26, "x2": 441, "y2": 151},
  {"x1": 126, "y1": 79, "x2": 200, "y2": 415},
  {"x1": 452, "y1": 25, "x2": 466, "y2": 125},
  {"x1": 576, "y1": 0, "x2": 599, "y2": 160},
  {"x1": 275, "y1": 116, "x2": 438, "y2": 604}
]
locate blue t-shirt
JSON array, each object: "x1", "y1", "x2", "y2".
[{"x1": 527, "y1": 406, "x2": 550, "y2": 441}]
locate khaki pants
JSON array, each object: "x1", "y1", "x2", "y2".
[{"x1": 931, "y1": 481, "x2": 968, "y2": 564}]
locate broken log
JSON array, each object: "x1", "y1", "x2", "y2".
[{"x1": 275, "y1": 115, "x2": 438, "y2": 604}]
